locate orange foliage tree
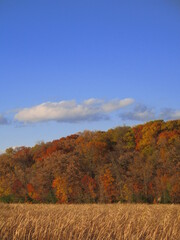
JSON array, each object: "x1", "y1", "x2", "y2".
[{"x1": 99, "y1": 168, "x2": 117, "y2": 203}]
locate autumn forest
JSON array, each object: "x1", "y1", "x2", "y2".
[{"x1": 0, "y1": 120, "x2": 180, "y2": 204}]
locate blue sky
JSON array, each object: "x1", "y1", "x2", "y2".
[{"x1": 0, "y1": 0, "x2": 180, "y2": 151}]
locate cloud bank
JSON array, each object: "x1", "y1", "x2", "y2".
[
  {"x1": 120, "y1": 105, "x2": 180, "y2": 122},
  {"x1": 14, "y1": 98, "x2": 134, "y2": 123},
  {"x1": 0, "y1": 114, "x2": 8, "y2": 125},
  {"x1": 159, "y1": 108, "x2": 180, "y2": 120},
  {"x1": 120, "y1": 104, "x2": 155, "y2": 122}
]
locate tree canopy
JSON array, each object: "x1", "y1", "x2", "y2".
[{"x1": 0, "y1": 120, "x2": 180, "y2": 204}]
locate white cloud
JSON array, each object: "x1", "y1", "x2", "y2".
[
  {"x1": 14, "y1": 98, "x2": 134, "y2": 123},
  {"x1": 102, "y1": 98, "x2": 134, "y2": 112},
  {"x1": 0, "y1": 149, "x2": 4, "y2": 155},
  {"x1": 83, "y1": 98, "x2": 104, "y2": 105}
]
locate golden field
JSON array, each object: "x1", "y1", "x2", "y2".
[{"x1": 0, "y1": 203, "x2": 180, "y2": 240}]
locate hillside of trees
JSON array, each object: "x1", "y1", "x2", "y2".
[{"x1": 0, "y1": 120, "x2": 180, "y2": 204}]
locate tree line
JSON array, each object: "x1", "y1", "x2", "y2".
[{"x1": 0, "y1": 120, "x2": 180, "y2": 204}]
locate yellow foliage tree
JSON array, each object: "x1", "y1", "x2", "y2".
[
  {"x1": 0, "y1": 177, "x2": 11, "y2": 197},
  {"x1": 52, "y1": 176, "x2": 68, "y2": 203}
]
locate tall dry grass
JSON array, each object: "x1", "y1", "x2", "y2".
[{"x1": 0, "y1": 203, "x2": 179, "y2": 240}]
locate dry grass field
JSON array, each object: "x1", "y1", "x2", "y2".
[{"x1": 0, "y1": 203, "x2": 180, "y2": 240}]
